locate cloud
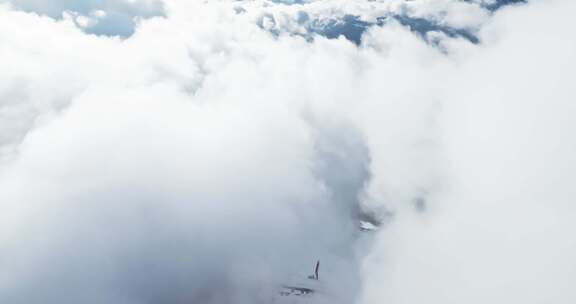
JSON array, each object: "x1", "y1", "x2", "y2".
[
  {"x1": 0, "y1": 0, "x2": 575, "y2": 303},
  {"x1": 0, "y1": 84, "x2": 353, "y2": 303},
  {"x1": 361, "y1": 1, "x2": 576, "y2": 303},
  {"x1": 0, "y1": 3, "x2": 370, "y2": 302}
]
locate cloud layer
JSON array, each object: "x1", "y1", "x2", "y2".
[{"x1": 0, "y1": 0, "x2": 575, "y2": 303}]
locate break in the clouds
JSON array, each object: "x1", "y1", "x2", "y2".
[
  {"x1": 1, "y1": 0, "x2": 523, "y2": 40},
  {"x1": 0, "y1": 0, "x2": 575, "y2": 304},
  {"x1": 252, "y1": 0, "x2": 525, "y2": 46},
  {"x1": 1, "y1": 0, "x2": 165, "y2": 36}
]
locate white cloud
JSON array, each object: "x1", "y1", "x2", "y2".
[
  {"x1": 0, "y1": 0, "x2": 575, "y2": 303},
  {"x1": 361, "y1": 1, "x2": 576, "y2": 303}
]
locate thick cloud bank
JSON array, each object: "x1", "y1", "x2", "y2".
[{"x1": 0, "y1": 0, "x2": 575, "y2": 303}]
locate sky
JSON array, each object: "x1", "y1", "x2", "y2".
[{"x1": 0, "y1": 0, "x2": 575, "y2": 303}]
